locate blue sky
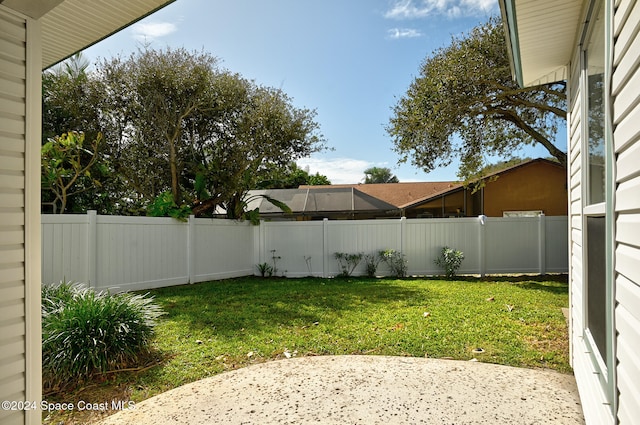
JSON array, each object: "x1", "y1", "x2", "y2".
[{"x1": 82, "y1": 0, "x2": 560, "y2": 184}]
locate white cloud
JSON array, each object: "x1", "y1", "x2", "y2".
[
  {"x1": 131, "y1": 21, "x2": 178, "y2": 42},
  {"x1": 297, "y1": 157, "x2": 376, "y2": 184},
  {"x1": 384, "y1": 0, "x2": 497, "y2": 19},
  {"x1": 387, "y1": 28, "x2": 423, "y2": 39}
]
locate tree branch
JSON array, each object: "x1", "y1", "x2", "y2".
[{"x1": 492, "y1": 109, "x2": 567, "y2": 167}]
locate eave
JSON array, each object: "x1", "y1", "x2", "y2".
[
  {"x1": 1, "y1": 0, "x2": 176, "y2": 69},
  {"x1": 499, "y1": 0, "x2": 585, "y2": 87}
]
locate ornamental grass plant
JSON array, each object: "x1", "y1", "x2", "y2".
[{"x1": 41, "y1": 282, "x2": 163, "y2": 391}]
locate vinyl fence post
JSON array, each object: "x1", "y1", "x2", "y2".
[
  {"x1": 478, "y1": 215, "x2": 486, "y2": 277},
  {"x1": 538, "y1": 213, "x2": 546, "y2": 274},
  {"x1": 400, "y1": 216, "x2": 407, "y2": 254},
  {"x1": 254, "y1": 221, "x2": 263, "y2": 276},
  {"x1": 188, "y1": 215, "x2": 195, "y2": 283},
  {"x1": 87, "y1": 210, "x2": 97, "y2": 289},
  {"x1": 323, "y1": 218, "x2": 329, "y2": 278}
]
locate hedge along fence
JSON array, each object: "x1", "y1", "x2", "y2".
[{"x1": 42, "y1": 212, "x2": 568, "y2": 292}]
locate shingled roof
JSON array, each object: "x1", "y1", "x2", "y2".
[
  {"x1": 299, "y1": 182, "x2": 458, "y2": 208},
  {"x1": 246, "y1": 187, "x2": 399, "y2": 215}
]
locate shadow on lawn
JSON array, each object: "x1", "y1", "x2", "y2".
[{"x1": 151, "y1": 277, "x2": 427, "y2": 337}]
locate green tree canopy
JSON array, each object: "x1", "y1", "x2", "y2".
[
  {"x1": 387, "y1": 17, "x2": 567, "y2": 180},
  {"x1": 42, "y1": 53, "x2": 117, "y2": 214},
  {"x1": 41, "y1": 131, "x2": 102, "y2": 214},
  {"x1": 95, "y1": 47, "x2": 219, "y2": 206},
  {"x1": 258, "y1": 162, "x2": 331, "y2": 188},
  {"x1": 363, "y1": 167, "x2": 399, "y2": 184},
  {"x1": 43, "y1": 48, "x2": 326, "y2": 217},
  {"x1": 191, "y1": 77, "x2": 325, "y2": 217}
]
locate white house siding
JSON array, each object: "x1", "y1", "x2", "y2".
[
  {"x1": 0, "y1": 9, "x2": 27, "y2": 425},
  {"x1": 612, "y1": 0, "x2": 640, "y2": 422},
  {"x1": 567, "y1": 5, "x2": 616, "y2": 423},
  {"x1": 568, "y1": 47, "x2": 583, "y2": 361}
]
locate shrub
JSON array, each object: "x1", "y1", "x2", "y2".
[
  {"x1": 334, "y1": 252, "x2": 364, "y2": 277},
  {"x1": 257, "y1": 262, "x2": 274, "y2": 277},
  {"x1": 42, "y1": 282, "x2": 163, "y2": 390},
  {"x1": 434, "y1": 246, "x2": 465, "y2": 277},
  {"x1": 380, "y1": 249, "x2": 408, "y2": 278},
  {"x1": 363, "y1": 252, "x2": 383, "y2": 277}
]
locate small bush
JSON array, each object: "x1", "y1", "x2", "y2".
[
  {"x1": 364, "y1": 252, "x2": 383, "y2": 277},
  {"x1": 434, "y1": 246, "x2": 465, "y2": 277},
  {"x1": 380, "y1": 249, "x2": 408, "y2": 278},
  {"x1": 42, "y1": 282, "x2": 163, "y2": 390},
  {"x1": 334, "y1": 252, "x2": 364, "y2": 277},
  {"x1": 257, "y1": 262, "x2": 274, "y2": 277}
]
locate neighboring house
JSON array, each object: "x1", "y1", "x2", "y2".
[
  {"x1": 500, "y1": 1, "x2": 640, "y2": 424},
  {"x1": 301, "y1": 181, "x2": 459, "y2": 208},
  {"x1": 0, "y1": 2, "x2": 175, "y2": 424},
  {"x1": 299, "y1": 158, "x2": 566, "y2": 219},
  {"x1": 400, "y1": 158, "x2": 568, "y2": 218},
  {"x1": 244, "y1": 187, "x2": 401, "y2": 220}
]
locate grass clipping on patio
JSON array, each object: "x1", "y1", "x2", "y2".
[{"x1": 45, "y1": 275, "x2": 570, "y2": 424}]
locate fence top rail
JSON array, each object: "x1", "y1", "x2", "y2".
[
  {"x1": 192, "y1": 218, "x2": 253, "y2": 227},
  {"x1": 95, "y1": 215, "x2": 186, "y2": 225},
  {"x1": 42, "y1": 214, "x2": 90, "y2": 224},
  {"x1": 43, "y1": 212, "x2": 565, "y2": 226},
  {"x1": 260, "y1": 220, "x2": 326, "y2": 227}
]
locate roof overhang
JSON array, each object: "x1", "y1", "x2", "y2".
[
  {"x1": 0, "y1": 0, "x2": 175, "y2": 69},
  {"x1": 499, "y1": 0, "x2": 585, "y2": 87}
]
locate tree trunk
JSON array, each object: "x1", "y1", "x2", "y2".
[{"x1": 168, "y1": 132, "x2": 181, "y2": 204}]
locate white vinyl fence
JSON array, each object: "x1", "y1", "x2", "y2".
[
  {"x1": 257, "y1": 215, "x2": 568, "y2": 277},
  {"x1": 41, "y1": 211, "x2": 255, "y2": 292},
  {"x1": 42, "y1": 212, "x2": 568, "y2": 292}
]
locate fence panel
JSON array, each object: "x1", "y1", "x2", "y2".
[
  {"x1": 546, "y1": 216, "x2": 569, "y2": 272},
  {"x1": 261, "y1": 221, "x2": 325, "y2": 277},
  {"x1": 405, "y1": 218, "x2": 481, "y2": 275},
  {"x1": 42, "y1": 213, "x2": 569, "y2": 292},
  {"x1": 484, "y1": 217, "x2": 540, "y2": 273},
  {"x1": 327, "y1": 220, "x2": 401, "y2": 276},
  {"x1": 95, "y1": 216, "x2": 189, "y2": 292},
  {"x1": 41, "y1": 214, "x2": 90, "y2": 285},
  {"x1": 191, "y1": 218, "x2": 254, "y2": 282}
]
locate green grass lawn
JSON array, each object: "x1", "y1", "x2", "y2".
[{"x1": 45, "y1": 275, "x2": 570, "y2": 424}]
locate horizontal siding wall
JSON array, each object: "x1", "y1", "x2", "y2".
[
  {"x1": 42, "y1": 214, "x2": 569, "y2": 292},
  {"x1": 568, "y1": 44, "x2": 584, "y2": 336},
  {"x1": 0, "y1": 8, "x2": 26, "y2": 425},
  {"x1": 613, "y1": 0, "x2": 640, "y2": 422}
]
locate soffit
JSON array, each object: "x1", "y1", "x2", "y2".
[
  {"x1": 0, "y1": 0, "x2": 64, "y2": 19},
  {"x1": 502, "y1": 0, "x2": 585, "y2": 87},
  {"x1": 36, "y1": 0, "x2": 175, "y2": 68}
]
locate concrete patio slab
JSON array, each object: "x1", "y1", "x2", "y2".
[{"x1": 99, "y1": 355, "x2": 584, "y2": 425}]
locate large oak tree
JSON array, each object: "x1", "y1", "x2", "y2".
[
  {"x1": 387, "y1": 17, "x2": 567, "y2": 180},
  {"x1": 43, "y1": 48, "x2": 326, "y2": 217}
]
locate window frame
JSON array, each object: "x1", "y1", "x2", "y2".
[{"x1": 579, "y1": 0, "x2": 616, "y2": 414}]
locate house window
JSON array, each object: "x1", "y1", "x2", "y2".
[
  {"x1": 585, "y1": 2, "x2": 606, "y2": 205},
  {"x1": 582, "y1": 0, "x2": 608, "y2": 366},
  {"x1": 586, "y1": 216, "x2": 606, "y2": 361},
  {"x1": 503, "y1": 210, "x2": 543, "y2": 217}
]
